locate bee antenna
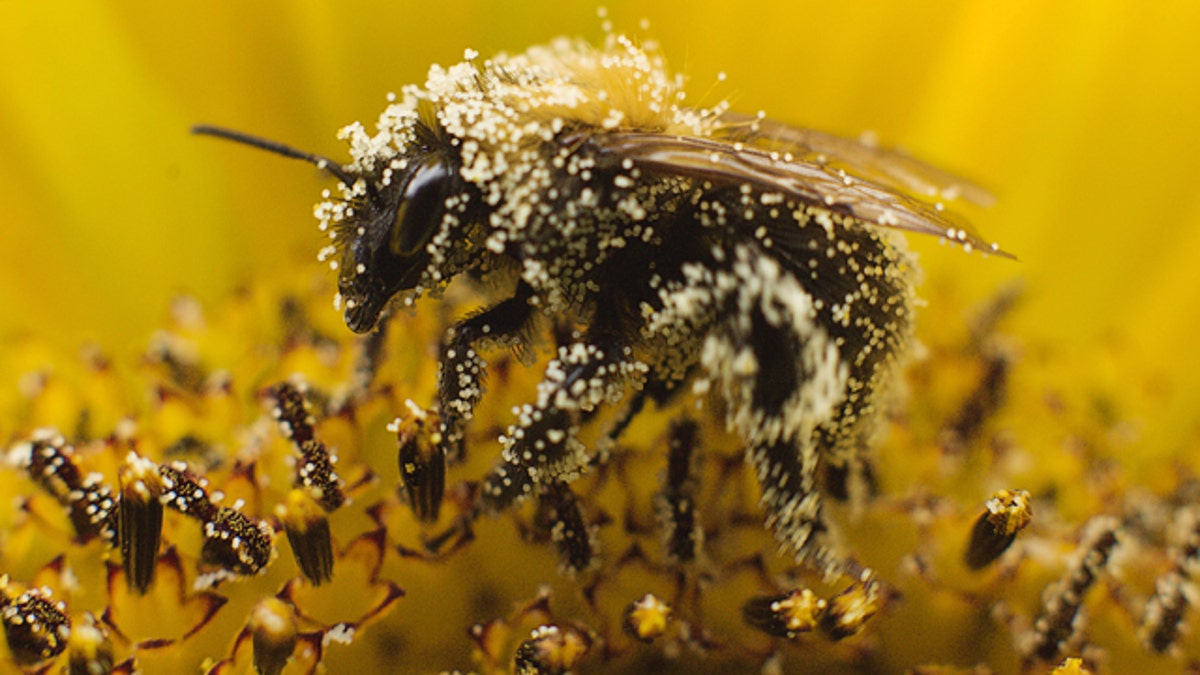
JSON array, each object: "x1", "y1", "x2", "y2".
[{"x1": 192, "y1": 124, "x2": 361, "y2": 189}]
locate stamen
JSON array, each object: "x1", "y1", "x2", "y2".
[
  {"x1": 278, "y1": 489, "x2": 335, "y2": 585},
  {"x1": 118, "y1": 452, "x2": 165, "y2": 594},
  {"x1": 393, "y1": 404, "x2": 446, "y2": 523},
  {"x1": 964, "y1": 488, "x2": 1032, "y2": 570},
  {"x1": 249, "y1": 597, "x2": 300, "y2": 675},
  {"x1": 622, "y1": 594, "x2": 671, "y2": 643}
]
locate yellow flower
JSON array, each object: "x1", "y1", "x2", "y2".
[{"x1": 3, "y1": 2, "x2": 1200, "y2": 674}]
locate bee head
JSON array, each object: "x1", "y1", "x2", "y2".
[
  {"x1": 338, "y1": 155, "x2": 450, "y2": 333},
  {"x1": 192, "y1": 125, "x2": 453, "y2": 334}
]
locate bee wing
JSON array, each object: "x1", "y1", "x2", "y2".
[
  {"x1": 593, "y1": 128, "x2": 1011, "y2": 257},
  {"x1": 716, "y1": 112, "x2": 995, "y2": 208}
]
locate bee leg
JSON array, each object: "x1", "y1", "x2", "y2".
[
  {"x1": 480, "y1": 339, "x2": 647, "y2": 510},
  {"x1": 656, "y1": 417, "x2": 704, "y2": 565},
  {"x1": 823, "y1": 453, "x2": 878, "y2": 503},
  {"x1": 693, "y1": 246, "x2": 853, "y2": 577},
  {"x1": 593, "y1": 372, "x2": 685, "y2": 452},
  {"x1": 747, "y1": 435, "x2": 846, "y2": 576},
  {"x1": 438, "y1": 283, "x2": 536, "y2": 461}
]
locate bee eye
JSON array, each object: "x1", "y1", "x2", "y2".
[{"x1": 391, "y1": 157, "x2": 449, "y2": 256}]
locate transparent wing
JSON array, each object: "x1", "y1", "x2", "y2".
[
  {"x1": 591, "y1": 123, "x2": 1010, "y2": 257},
  {"x1": 716, "y1": 112, "x2": 995, "y2": 208}
]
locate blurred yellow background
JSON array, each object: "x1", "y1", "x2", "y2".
[{"x1": 2, "y1": 1, "x2": 1198, "y2": 447}]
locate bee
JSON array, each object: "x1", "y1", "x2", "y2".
[{"x1": 195, "y1": 33, "x2": 1005, "y2": 578}]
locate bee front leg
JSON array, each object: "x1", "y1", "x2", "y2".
[
  {"x1": 438, "y1": 283, "x2": 536, "y2": 461},
  {"x1": 480, "y1": 340, "x2": 648, "y2": 511}
]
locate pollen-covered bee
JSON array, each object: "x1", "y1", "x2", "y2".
[{"x1": 195, "y1": 32, "x2": 1004, "y2": 579}]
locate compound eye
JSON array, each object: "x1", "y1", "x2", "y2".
[{"x1": 391, "y1": 158, "x2": 450, "y2": 256}]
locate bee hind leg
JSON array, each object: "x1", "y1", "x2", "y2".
[
  {"x1": 747, "y1": 435, "x2": 848, "y2": 578},
  {"x1": 693, "y1": 247, "x2": 855, "y2": 578}
]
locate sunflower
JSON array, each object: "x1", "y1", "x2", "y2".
[{"x1": 2, "y1": 2, "x2": 1199, "y2": 674}]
